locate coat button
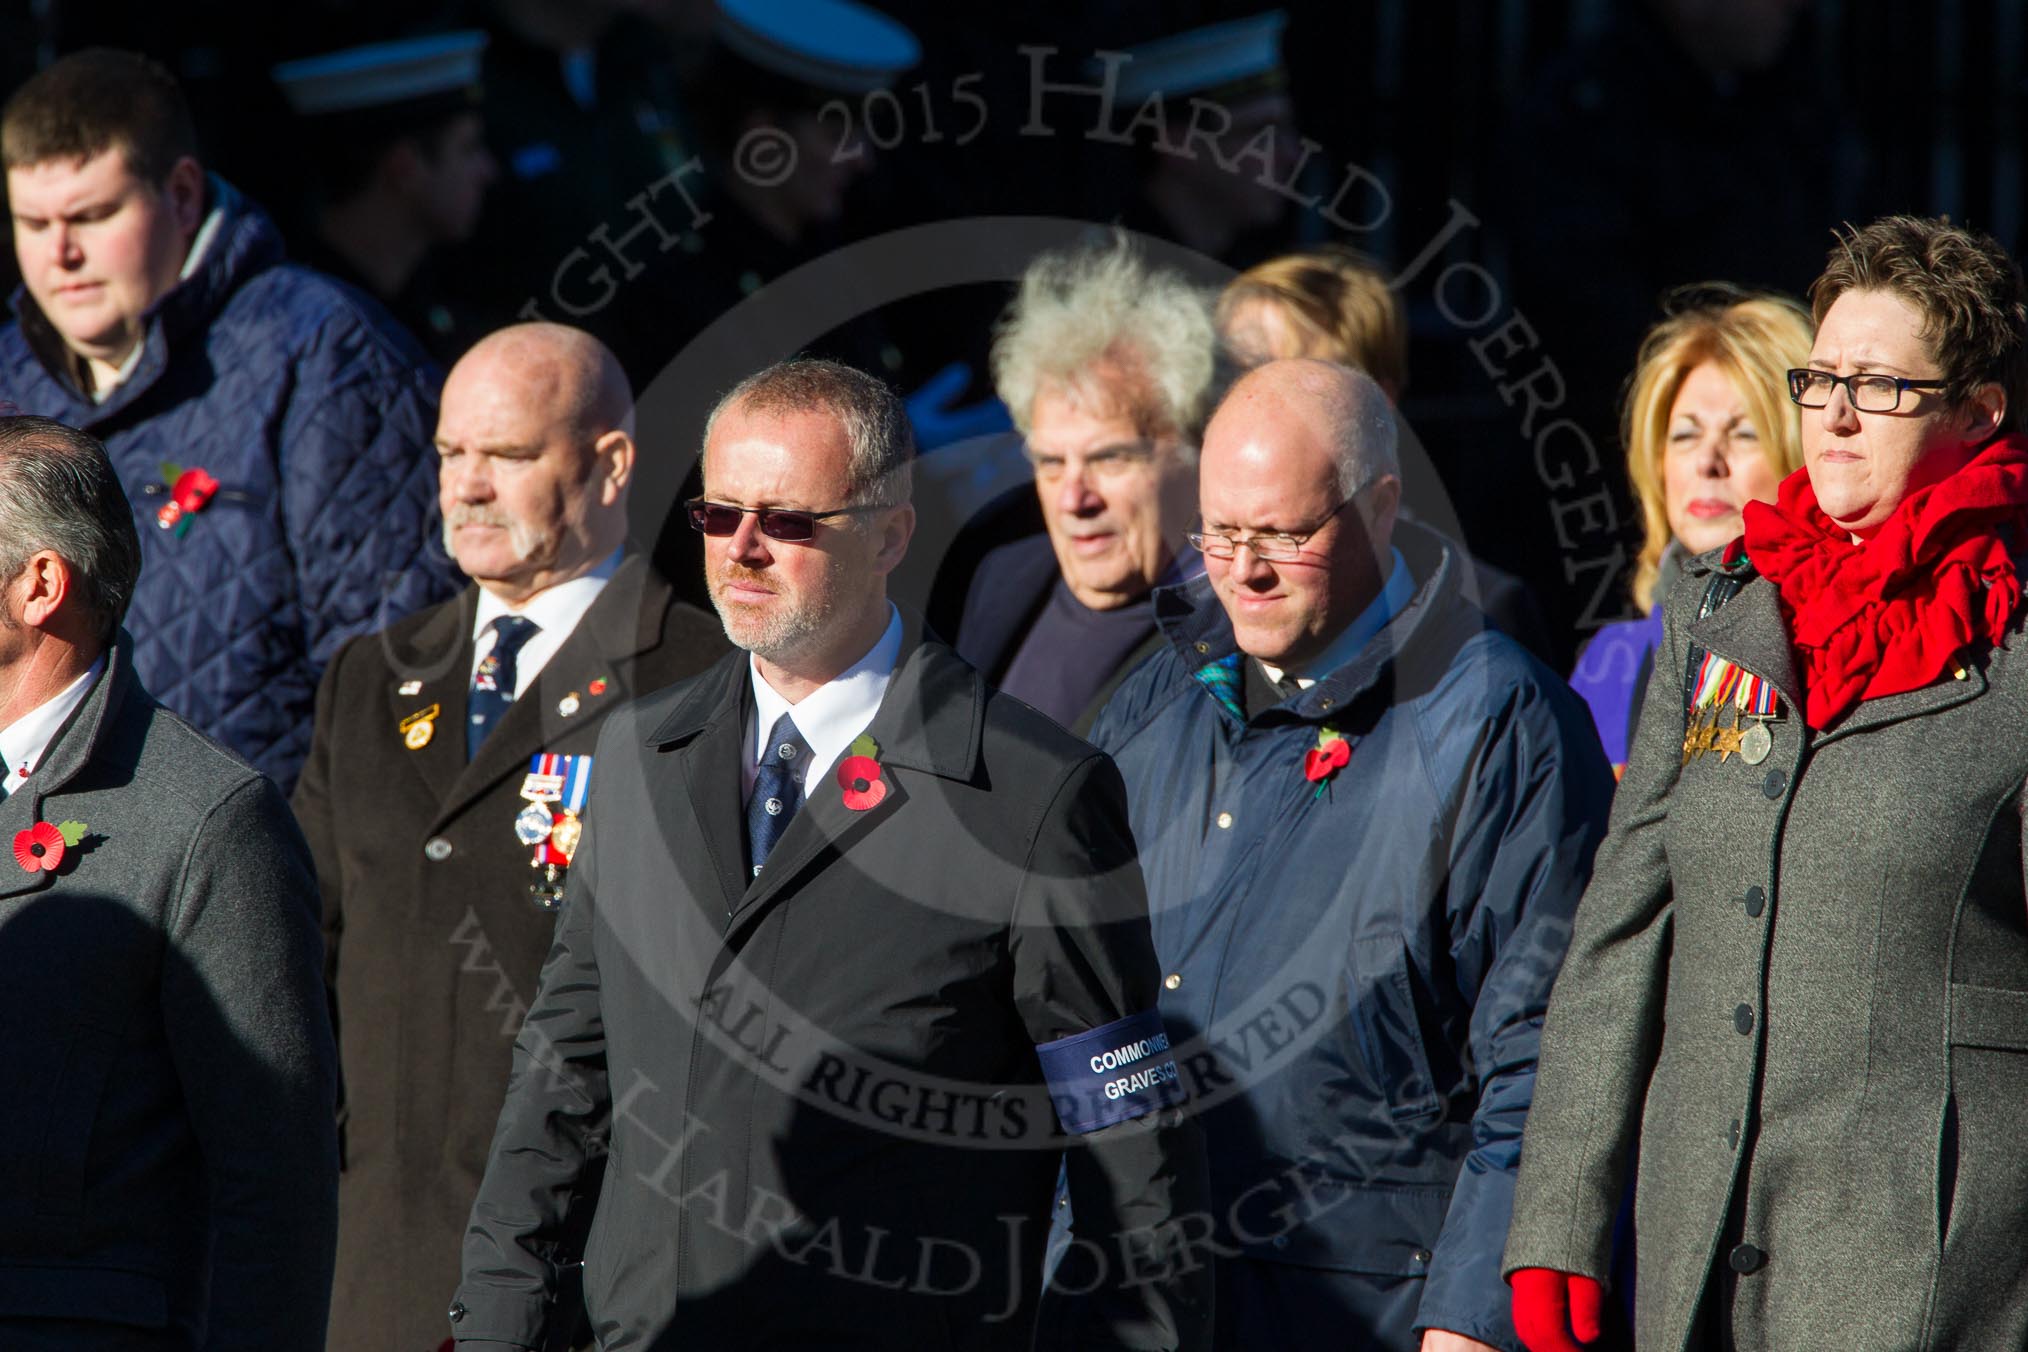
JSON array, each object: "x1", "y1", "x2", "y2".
[
  {"x1": 1216, "y1": 811, "x2": 1233, "y2": 829},
  {"x1": 1728, "y1": 1119, "x2": 1741, "y2": 1150},
  {"x1": 1761, "y1": 769, "x2": 1786, "y2": 798},
  {"x1": 1734, "y1": 1003, "x2": 1755, "y2": 1035},
  {"x1": 424, "y1": 837, "x2": 454, "y2": 862},
  {"x1": 1743, "y1": 885, "x2": 1765, "y2": 918},
  {"x1": 1412, "y1": 1248, "x2": 1432, "y2": 1265},
  {"x1": 1272, "y1": 1235, "x2": 1289, "y2": 1250},
  {"x1": 447, "y1": 1300, "x2": 467, "y2": 1321},
  {"x1": 1163, "y1": 973, "x2": 1182, "y2": 991},
  {"x1": 1728, "y1": 1243, "x2": 1766, "y2": 1274}
]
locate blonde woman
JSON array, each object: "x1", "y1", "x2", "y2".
[
  {"x1": 1216, "y1": 246, "x2": 1556, "y2": 663},
  {"x1": 1569, "y1": 288, "x2": 1811, "y2": 774},
  {"x1": 1218, "y1": 245, "x2": 1409, "y2": 399}
]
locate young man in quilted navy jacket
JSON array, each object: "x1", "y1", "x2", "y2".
[{"x1": 0, "y1": 49, "x2": 455, "y2": 792}]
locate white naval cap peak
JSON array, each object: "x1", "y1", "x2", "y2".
[{"x1": 272, "y1": 30, "x2": 488, "y2": 118}]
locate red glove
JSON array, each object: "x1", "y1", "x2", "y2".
[{"x1": 1511, "y1": 1267, "x2": 1604, "y2": 1352}]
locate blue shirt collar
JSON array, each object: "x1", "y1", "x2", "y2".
[{"x1": 1261, "y1": 547, "x2": 1412, "y2": 688}]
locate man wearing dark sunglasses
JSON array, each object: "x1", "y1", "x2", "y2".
[{"x1": 455, "y1": 357, "x2": 1210, "y2": 1350}]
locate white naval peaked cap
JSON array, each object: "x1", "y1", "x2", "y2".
[
  {"x1": 1111, "y1": 10, "x2": 1289, "y2": 105},
  {"x1": 713, "y1": 0, "x2": 922, "y2": 95},
  {"x1": 272, "y1": 31, "x2": 488, "y2": 118}
]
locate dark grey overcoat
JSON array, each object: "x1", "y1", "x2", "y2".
[
  {"x1": 0, "y1": 637, "x2": 337, "y2": 1349},
  {"x1": 1506, "y1": 548, "x2": 2028, "y2": 1349},
  {"x1": 292, "y1": 553, "x2": 726, "y2": 1351}
]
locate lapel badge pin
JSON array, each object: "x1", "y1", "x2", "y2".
[
  {"x1": 558, "y1": 692, "x2": 581, "y2": 717},
  {"x1": 588, "y1": 677, "x2": 608, "y2": 696},
  {"x1": 399, "y1": 702, "x2": 441, "y2": 750},
  {"x1": 398, "y1": 679, "x2": 423, "y2": 695}
]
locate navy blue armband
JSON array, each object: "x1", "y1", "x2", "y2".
[{"x1": 1036, "y1": 1008, "x2": 1183, "y2": 1134}]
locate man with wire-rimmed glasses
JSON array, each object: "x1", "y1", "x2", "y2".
[{"x1": 1088, "y1": 358, "x2": 1613, "y2": 1352}]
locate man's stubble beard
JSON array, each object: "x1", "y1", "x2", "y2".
[{"x1": 710, "y1": 561, "x2": 840, "y2": 663}]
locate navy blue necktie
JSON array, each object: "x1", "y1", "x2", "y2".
[
  {"x1": 746, "y1": 713, "x2": 809, "y2": 878},
  {"x1": 467, "y1": 615, "x2": 540, "y2": 760}
]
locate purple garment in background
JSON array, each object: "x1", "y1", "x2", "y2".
[{"x1": 1568, "y1": 603, "x2": 1665, "y2": 769}]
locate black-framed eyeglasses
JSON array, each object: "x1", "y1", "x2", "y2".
[
  {"x1": 1786, "y1": 368, "x2": 1949, "y2": 413},
  {"x1": 686, "y1": 497, "x2": 890, "y2": 543},
  {"x1": 1187, "y1": 494, "x2": 1354, "y2": 563}
]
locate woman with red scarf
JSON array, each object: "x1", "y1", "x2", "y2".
[{"x1": 1501, "y1": 215, "x2": 2028, "y2": 1352}]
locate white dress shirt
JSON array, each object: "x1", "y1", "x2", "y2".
[
  {"x1": 0, "y1": 655, "x2": 105, "y2": 796},
  {"x1": 468, "y1": 548, "x2": 623, "y2": 696},
  {"x1": 743, "y1": 605, "x2": 903, "y2": 800}
]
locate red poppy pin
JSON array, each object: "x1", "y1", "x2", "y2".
[
  {"x1": 837, "y1": 733, "x2": 886, "y2": 811},
  {"x1": 13, "y1": 819, "x2": 86, "y2": 874},
  {"x1": 155, "y1": 462, "x2": 220, "y2": 536},
  {"x1": 1302, "y1": 727, "x2": 1351, "y2": 798}
]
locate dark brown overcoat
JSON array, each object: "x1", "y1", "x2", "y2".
[{"x1": 292, "y1": 553, "x2": 726, "y2": 1352}]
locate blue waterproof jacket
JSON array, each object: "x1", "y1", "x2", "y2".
[
  {"x1": 0, "y1": 177, "x2": 452, "y2": 792},
  {"x1": 1089, "y1": 523, "x2": 1614, "y2": 1351}
]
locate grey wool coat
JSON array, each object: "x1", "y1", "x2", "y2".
[
  {"x1": 1505, "y1": 546, "x2": 2028, "y2": 1349},
  {"x1": 0, "y1": 636, "x2": 338, "y2": 1350}
]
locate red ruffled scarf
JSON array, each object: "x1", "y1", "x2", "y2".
[{"x1": 1740, "y1": 435, "x2": 2028, "y2": 730}]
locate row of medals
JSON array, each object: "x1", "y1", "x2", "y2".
[
  {"x1": 1682, "y1": 703, "x2": 1775, "y2": 766},
  {"x1": 516, "y1": 774, "x2": 581, "y2": 911}
]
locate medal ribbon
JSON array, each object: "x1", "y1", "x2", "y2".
[
  {"x1": 534, "y1": 755, "x2": 594, "y2": 865},
  {"x1": 560, "y1": 755, "x2": 593, "y2": 813},
  {"x1": 1693, "y1": 652, "x2": 1781, "y2": 719}
]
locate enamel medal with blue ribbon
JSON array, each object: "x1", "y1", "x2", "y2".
[{"x1": 519, "y1": 752, "x2": 593, "y2": 909}]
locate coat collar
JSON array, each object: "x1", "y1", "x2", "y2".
[
  {"x1": 0, "y1": 633, "x2": 138, "y2": 901},
  {"x1": 643, "y1": 609, "x2": 983, "y2": 928},
  {"x1": 10, "y1": 175, "x2": 285, "y2": 421},
  {"x1": 645, "y1": 608, "x2": 981, "y2": 782},
  {"x1": 1683, "y1": 565, "x2": 1993, "y2": 745},
  {"x1": 1151, "y1": 518, "x2": 1475, "y2": 727},
  {"x1": 1681, "y1": 571, "x2": 1802, "y2": 717},
  {"x1": 388, "y1": 550, "x2": 676, "y2": 821}
]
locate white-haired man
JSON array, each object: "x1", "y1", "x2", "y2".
[
  {"x1": 955, "y1": 237, "x2": 1218, "y2": 735},
  {"x1": 1089, "y1": 360, "x2": 1614, "y2": 1352}
]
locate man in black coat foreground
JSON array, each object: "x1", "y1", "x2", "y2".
[{"x1": 452, "y1": 358, "x2": 1210, "y2": 1349}]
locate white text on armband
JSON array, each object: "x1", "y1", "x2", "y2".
[
  {"x1": 1102, "y1": 1059, "x2": 1180, "y2": 1100},
  {"x1": 1089, "y1": 1032, "x2": 1172, "y2": 1076}
]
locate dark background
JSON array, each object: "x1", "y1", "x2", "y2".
[{"x1": 0, "y1": 0, "x2": 2011, "y2": 665}]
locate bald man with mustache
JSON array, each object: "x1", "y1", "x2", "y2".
[{"x1": 292, "y1": 323, "x2": 727, "y2": 1352}]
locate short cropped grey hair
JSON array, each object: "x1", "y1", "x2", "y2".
[
  {"x1": 992, "y1": 235, "x2": 1222, "y2": 445},
  {"x1": 704, "y1": 357, "x2": 914, "y2": 505},
  {"x1": 0, "y1": 416, "x2": 143, "y2": 642},
  {"x1": 1329, "y1": 368, "x2": 1400, "y2": 498}
]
